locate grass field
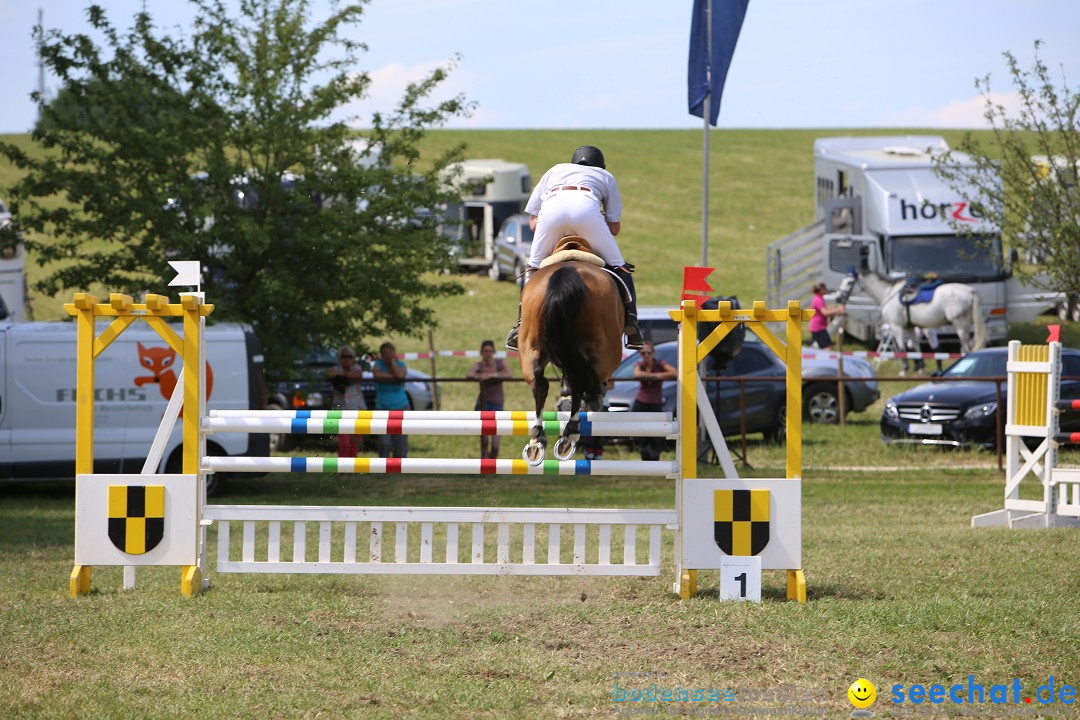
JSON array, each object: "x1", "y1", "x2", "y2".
[{"x1": 2, "y1": 130, "x2": 1079, "y2": 719}]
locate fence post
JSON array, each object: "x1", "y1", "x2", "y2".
[{"x1": 427, "y1": 330, "x2": 440, "y2": 410}]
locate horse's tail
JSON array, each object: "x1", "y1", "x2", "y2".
[
  {"x1": 971, "y1": 291, "x2": 988, "y2": 351},
  {"x1": 540, "y1": 266, "x2": 600, "y2": 397}
]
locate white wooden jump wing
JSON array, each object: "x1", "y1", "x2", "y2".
[{"x1": 204, "y1": 505, "x2": 677, "y2": 576}]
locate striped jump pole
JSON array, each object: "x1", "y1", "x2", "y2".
[
  {"x1": 209, "y1": 409, "x2": 669, "y2": 422},
  {"x1": 203, "y1": 416, "x2": 677, "y2": 438},
  {"x1": 1054, "y1": 399, "x2": 1080, "y2": 411},
  {"x1": 205, "y1": 456, "x2": 678, "y2": 477},
  {"x1": 1053, "y1": 432, "x2": 1080, "y2": 445}
]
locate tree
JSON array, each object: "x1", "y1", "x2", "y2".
[
  {"x1": 934, "y1": 41, "x2": 1080, "y2": 299},
  {"x1": 0, "y1": 1, "x2": 471, "y2": 377}
]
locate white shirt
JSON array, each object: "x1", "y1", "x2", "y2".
[{"x1": 525, "y1": 163, "x2": 622, "y2": 222}]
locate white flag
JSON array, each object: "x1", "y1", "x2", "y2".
[{"x1": 168, "y1": 261, "x2": 201, "y2": 287}]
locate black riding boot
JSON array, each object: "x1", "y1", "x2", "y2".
[
  {"x1": 505, "y1": 269, "x2": 535, "y2": 351},
  {"x1": 616, "y1": 266, "x2": 644, "y2": 349},
  {"x1": 505, "y1": 302, "x2": 522, "y2": 351}
]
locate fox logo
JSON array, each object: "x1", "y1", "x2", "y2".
[{"x1": 133, "y1": 342, "x2": 214, "y2": 416}]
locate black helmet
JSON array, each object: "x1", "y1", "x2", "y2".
[{"x1": 571, "y1": 145, "x2": 605, "y2": 169}]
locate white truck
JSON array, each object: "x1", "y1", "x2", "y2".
[
  {"x1": 0, "y1": 320, "x2": 267, "y2": 494},
  {"x1": 441, "y1": 159, "x2": 532, "y2": 276},
  {"x1": 767, "y1": 136, "x2": 1062, "y2": 344}
]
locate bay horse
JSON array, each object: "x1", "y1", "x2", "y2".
[
  {"x1": 518, "y1": 237, "x2": 626, "y2": 464},
  {"x1": 853, "y1": 267, "x2": 988, "y2": 357}
]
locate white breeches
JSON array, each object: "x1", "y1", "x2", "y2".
[{"x1": 527, "y1": 192, "x2": 625, "y2": 268}]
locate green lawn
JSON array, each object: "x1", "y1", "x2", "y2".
[
  {"x1": 3, "y1": 461, "x2": 1079, "y2": 719},
  {"x1": 2, "y1": 130, "x2": 1079, "y2": 719}
]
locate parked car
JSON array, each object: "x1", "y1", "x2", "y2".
[
  {"x1": 266, "y1": 348, "x2": 437, "y2": 451},
  {"x1": 489, "y1": 212, "x2": 533, "y2": 285},
  {"x1": 603, "y1": 339, "x2": 880, "y2": 440},
  {"x1": 881, "y1": 346, "x2": 1080, "y2": 447}
]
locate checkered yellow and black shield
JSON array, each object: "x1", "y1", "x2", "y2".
[
  {"x1": 713, "y1": 489, "x2": 770, "y2": 556},
  {"x1": 107, "y1": 485, "x2": 165, "y2": 555}
]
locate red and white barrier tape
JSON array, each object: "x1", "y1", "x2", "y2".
[
  {"x1": 806, "y1": 351, "x2": 964, "y2": 361},
  {"x1": 394, "y1": 350, "x2": 518, "y2": 360},
  {"x1": 393, "y1": 349, "x2": 634, "y2": 360},
  {"x1": 392, "y1": 349, "x2": 961, "y2": 361}
]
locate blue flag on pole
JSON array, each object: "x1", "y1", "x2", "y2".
[{"x1": 688, "y1": 0, "x2": 749, "y2": 126}]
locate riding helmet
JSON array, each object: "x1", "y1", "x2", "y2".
[{"x1": 571, "y1": 145, "x2": 606, "y2": 169}]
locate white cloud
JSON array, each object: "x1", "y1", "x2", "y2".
[
  {"x1": 844, "y1": 100, "x2": 870, "y2": 114},
  {"x1": 578, "y1": 91, "x2": 644, "y2": 113},
  {"x1": 876, "y1": 91, "x2": 1024, "y2": 128},
  {"x1": 335, "y1": 59, "x2": 489, "y2": 128}
]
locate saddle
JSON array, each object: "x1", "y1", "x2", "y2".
[
  {"x1": 899, "y1": 278, "x2": 942, "y2": 306},
  {"x1": 538, "y1": 236, "x2": 632, "y2": 305},
  {"x1": 539, "y1": 236, "x2": 605, "y2": 268}
]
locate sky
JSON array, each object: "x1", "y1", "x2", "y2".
[{"x1": 1, "y1": 0, "x2": 1078, "y2": 133}]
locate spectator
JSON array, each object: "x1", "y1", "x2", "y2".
[
  {"x1": 372, "y1": 341, "x2": 409, "y2": 459},
  {"x1": 809, "y1": 282, "x2": 845, "y2": 349},
  {"x1": 326, "y1": 345, "x2": 366, "y2": 458},
  {"x1": 466, "y1": 339, "x2": 512, "y2": 459},
  {"x1": 632, "y1": 342, "x2": 676, "y2": 461}
]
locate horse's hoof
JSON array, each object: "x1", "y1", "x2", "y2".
[
  {"x1": 553, "y1": 436, "x2": 577, "y2": 461},
  {"x1": 523, "y1": 443, "x2": 545, "y2": 465}
]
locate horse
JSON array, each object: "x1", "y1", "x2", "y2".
[
  {"x1": 518, "y1": 237, "x2": 626, "y2": 464},
  {"x1": 852, "y1": 267, "x2": 988, "y2": 362}
]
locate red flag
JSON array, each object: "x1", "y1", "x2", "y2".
[
  {"x1": 683, "y1": 266, "x2": 715, "y2": 294},
  {"x1": 681, "y1": 291, "x2": 711, "y2": 309},
  {"x1": 1047, "y1": 324, "x2": 1061, "y2": 344}
]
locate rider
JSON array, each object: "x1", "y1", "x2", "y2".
[{"x1": 504, "y1": 145, "x2": 644, "y2": 351}]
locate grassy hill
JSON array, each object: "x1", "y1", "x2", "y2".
[
  {"x1": 417, "y1": 128, "x2": 981, "y2": 307},
  {"x1": 3, "y1": 128, "x2": 981, "y2": 328}
]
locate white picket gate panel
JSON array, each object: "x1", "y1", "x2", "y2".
[{"x1": 204, "y1": 505, "x2": 676, "y2": 577}]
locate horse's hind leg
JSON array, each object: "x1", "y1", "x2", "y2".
[
  {"x1": 525, "y1": 369, "x2": 549, "y2": 465},
  {"x1": 955, "y1": 320, "x2": 972, "y2": 355},
  {"x1": 553, "y1": 390, "x2": 582, "y2": 461}
]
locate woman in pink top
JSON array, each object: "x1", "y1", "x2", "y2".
[
  {"x1": 809, "y1": 282, "x2": 846, "y2": 349},
  {"x1": 467, "y1": 340, "x2": 513, "y2": 459},
  {"x1": 632, "y1": 342, "x2": 677, "y2": 460}
]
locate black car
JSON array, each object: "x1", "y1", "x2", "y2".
[{"x1": 881, "y1": 346, "x2": 1080, "y2": 447}]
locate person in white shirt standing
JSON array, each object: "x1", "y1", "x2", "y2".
[{"x1": 504, "y1": 145, "x2": 644, "y2": 351}]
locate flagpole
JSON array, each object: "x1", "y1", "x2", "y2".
[{"x1": 701, "y1": 0, "x2": 711, "y2": 268}]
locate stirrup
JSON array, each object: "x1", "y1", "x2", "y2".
[
  {"x1": 624, "y1": 319, "x2": 645, "y2": 350},
  {"x1": 504, "y1": 324, "x2": 520, "y2": 351}
]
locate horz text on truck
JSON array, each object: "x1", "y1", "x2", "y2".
[{"x1": 767, "y1": 136, "x2": 1062, "y2": 345}]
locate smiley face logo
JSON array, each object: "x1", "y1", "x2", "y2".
[{"x1": 848, "y1": 678, "x2": 877, "y2": 709}]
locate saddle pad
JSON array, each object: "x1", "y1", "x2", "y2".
[
  {"x1": 900, "y1": 280, "x2": 942, "y2": 306},
  {"x1": 540, "y1": 249, "x2": 605, "y2": 268}
]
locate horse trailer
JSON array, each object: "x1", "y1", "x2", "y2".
[
  {"x1": 440, "y1": 159, "x2": 532, "y2": 273},
  {"x1": 0, "y1": 198, "x2": 28, "y2": 323},
  {"x1": 766, "y1": 136, "x2": 1062, "y2": 345}
]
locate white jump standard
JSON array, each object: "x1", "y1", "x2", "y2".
[{"x1": 972, "y1": 340, "x2": 1080, "y2": 529}]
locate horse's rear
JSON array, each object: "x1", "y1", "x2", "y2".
[{"x1": 518, "y1": 259, "x2": 624, "y2": 462}]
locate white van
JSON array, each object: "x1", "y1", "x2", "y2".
[{"x1": 0, "y1": 321, "x2": 267, "y2": 494}]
